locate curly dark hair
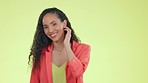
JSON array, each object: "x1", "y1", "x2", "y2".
[{"x1": 28, "y1": 7, "x2": 80, "y2": 71}]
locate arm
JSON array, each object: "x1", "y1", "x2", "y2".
[
  {"x1": 30, "y1": 66, "x2": 40, "y2": 83},
  {"x1": 63, "y1": 27, "x2": 91, "y2": 78},
  {"x1": 66, "y1": 45, "x2": 91, "y2": 78}
]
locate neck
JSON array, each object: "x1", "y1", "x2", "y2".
[{"x1": 53, "y1": 40, "x2": 64, "y2": 50}]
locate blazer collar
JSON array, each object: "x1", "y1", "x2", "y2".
[
  {"x1": 47, "y1": 43, "x2": 53, "y2": 52},
  {"x1": 72, "y1": 40, "x2": 79, "y2": 52},
  {"x1": 46, "y1": 40, "x2": 79, "y2": 52}
]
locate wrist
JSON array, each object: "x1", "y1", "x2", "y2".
[{"x1": 64, "y1": 42, "x2": 71, "y2": 48}]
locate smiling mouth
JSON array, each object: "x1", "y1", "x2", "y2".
[{"x1": 49, "y1": 32, "x2": 58, "y2": 38}]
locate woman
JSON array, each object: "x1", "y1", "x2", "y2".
[{"x1": 28, "y1": 7, "x2": 91, "y2": 83}]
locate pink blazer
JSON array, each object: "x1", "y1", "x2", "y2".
[{"x1": 30, "y1": 41, "x2": 91, "y2": 83}]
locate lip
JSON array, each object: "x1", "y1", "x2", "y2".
[{"x1": 49, "y1": 32, "x2": 58, "y2": 38}]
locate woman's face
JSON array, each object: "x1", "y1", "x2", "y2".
[{"x1": 42, "y1": 13, "x2": 67, "y2": 42}]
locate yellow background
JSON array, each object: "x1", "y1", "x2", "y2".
[{"x1": 0, "y1": 0, "x2": 148, "y2": 83}]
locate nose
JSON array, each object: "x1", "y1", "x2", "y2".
[{"x1": 48, "y1": 27, "x2": 54, "y2": 33}]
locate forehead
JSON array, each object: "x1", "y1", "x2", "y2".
[{"x1": 42, "y1": 13, "x2": 60, "y2": 24}]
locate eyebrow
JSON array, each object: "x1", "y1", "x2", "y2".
[
  {"x1": 43, "y1": 21, "x2": 56, "y2": 26},
  {"x1": 50, "y1": 21, "x2": 56, "y2": 24}
]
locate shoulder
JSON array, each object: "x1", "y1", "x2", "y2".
[
  {"x1": 72, "y1": 41, "x2": 91, "y2": 52},
  {"x1": 78, "y1": 43, "x2": 90, "y2": 49}
]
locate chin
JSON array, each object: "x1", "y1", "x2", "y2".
[
  {"x1": 49, "y1": 34, "x2": 64, "y2": 42},
  {"x1": 51, "y1": 38, "x2": 60, "y2": 42}
]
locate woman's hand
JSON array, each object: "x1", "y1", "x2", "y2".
[
  {"x1": 63, "y1": 27, "x2": 74, "y2": 61},
  {"x1": 63, "y1": 27, "x2": 71, "y2": 47}
]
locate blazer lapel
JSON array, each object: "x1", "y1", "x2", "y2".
[{"x1": 45, "y1": 44, "x2": 53, "y2": 83}]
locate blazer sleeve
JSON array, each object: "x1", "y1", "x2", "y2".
[
  {"x1": 30, "y1": 66, "x2": 40, "y2": 83},
  {"x1": 67, "y1": 45, "x2": 91, "y2": 78}
]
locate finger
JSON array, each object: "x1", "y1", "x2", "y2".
[
  {"x1": 64, "y1": 27, "x2": 70, "y2": 30},
  {"x1": 64, "y1": 27, "x2": 71, "y2": 32},
  {"x1": 66, "y1": 27, "x2": 71, "y2": 32}
]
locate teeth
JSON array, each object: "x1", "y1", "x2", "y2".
[{"x1": 51, "y1": 33, "x2": 57, "y2": 37}]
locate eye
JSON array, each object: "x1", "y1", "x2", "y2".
[
  {"x1": 52, "y1": 23, "x2": 57, "y2": 26},
  {"x1": 43, "y1": 26, "x2": 48, "y2": 29}
]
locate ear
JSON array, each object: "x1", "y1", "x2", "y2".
[{"x1": 63, "y1": 20, "x2": 67, "y2": 28}]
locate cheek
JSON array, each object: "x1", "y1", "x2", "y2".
[
  {"x1": 43, "y1": 29, "x2": 48, "y2": 35},
  {"x1": 58, "y1": 24, "x2": 64, "y2": 29},
  {"x1": 55, "y1": 25, "x2": 63, "y2": 31},
  {"x1": 57, "y1": 29, "x2": 63, "y2": 35}
]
